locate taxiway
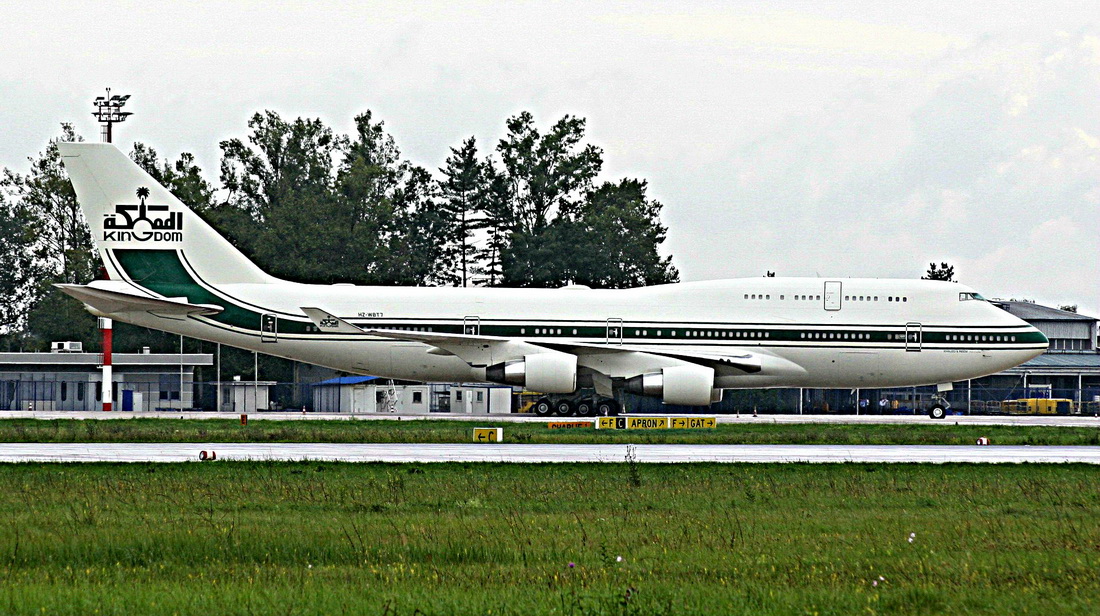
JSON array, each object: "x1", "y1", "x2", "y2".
[{"x1": 1, "y1": 443, "x2": 1098, "y2": 464}]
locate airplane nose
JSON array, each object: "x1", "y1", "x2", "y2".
[{"x1": 1031, "y1": 326, "x2": 1049, "y2": 348}]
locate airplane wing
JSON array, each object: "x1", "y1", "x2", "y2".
[
  {"x1": 299, "y1": 306, "x2": 782, "y2": 377},
  {"x1": 56, "y1": 283, "x2": 224, "y2": 318}
]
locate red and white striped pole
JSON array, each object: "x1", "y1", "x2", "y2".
[{"x1": 99, "y1": 316, "x2": 113, "y2": 411}]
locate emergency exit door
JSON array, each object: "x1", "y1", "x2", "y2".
[
  {"x1": 463, "y1": 316, "x2": 480, "y2": 335},
  {"x1": 261, "y1": 313, "x2": 278, "y2": 343},
  {"x1": 824, "y1": 281, "x2": 842, "y2": 311},
  {"x1": 905, "y1": 322, "x2": 922, "y2": 352},
  {"x1": 606, "y1": 318, "x2": 624, "y2": 345}
]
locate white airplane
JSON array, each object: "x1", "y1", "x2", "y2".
[{"x1": 56, "y1": 143, "x2": 1047, "y2": 418}]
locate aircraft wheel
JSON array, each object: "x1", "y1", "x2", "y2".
[
  {"x1": 929, "y1": 404, "x2": 946, "y2": 420},
  {"x1": 575, "y1": 400, "x2": 594, "y2": 417},
  {"x1": 555, "y1": 400, "x2": 575, "y2": 416},
  {"x1": 597, "y1": 399, "x2": 619, "y2": 416},
  {"x1": 534, "y1": 399, "x2": 554, "y2": 417}
]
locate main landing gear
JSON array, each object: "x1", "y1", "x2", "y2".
[{"x1": 534, "y1": 396, "x2": 620, "y2": 417}]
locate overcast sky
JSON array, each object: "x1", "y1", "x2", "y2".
[{"x1": 3, "y1": 1, "x2": 1098, "y2": 316}]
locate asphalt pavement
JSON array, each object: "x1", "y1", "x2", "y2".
[
  {"x1": 4, "y1": 410, "x2": 1100, "y2": 427},
  {"x1": 0, "y1": 442, "x2": 1098, "y2": 464}
]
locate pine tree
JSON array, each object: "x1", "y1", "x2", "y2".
[
  {"x1": 439, "y1": 137, "x2": 488, "y2": 286},
  {"x1": 922, "y1": 262, "x2": 956, "y2": 282}
]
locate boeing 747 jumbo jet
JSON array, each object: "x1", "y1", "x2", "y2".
[{"x1": 56, "y1": 143, "x2": 1047, "y2": 417}]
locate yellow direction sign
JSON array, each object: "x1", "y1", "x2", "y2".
[
  {"x1": 548, "y1": 421, "x2": 595, "y2": 429},
  {"x1": 473, "y1": 428, "x2": 503, "y2": 443},
  {"x1": 626, "y1": 416, "x2": 669, "y2": 430},
  {"x1": 670, "y1": 417, "x2": 718, "y2": 429},
  {"x1": 596, "y1": 417, "x2": 626, "y2": 430}
]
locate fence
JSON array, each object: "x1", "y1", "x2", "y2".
[
  {"x1": 3, "y1": 379, "x2": 1099, "y2": 416},
  {"x1": 626, "y1": 385, "x2": 1100, "y2": 416}
]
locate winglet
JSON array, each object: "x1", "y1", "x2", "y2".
[{"x1": 300, "y1": 307, "x2": 368, "y2": 334}]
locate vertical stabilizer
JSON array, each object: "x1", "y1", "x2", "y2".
[{"x1": 58, "y1": 142, "x2": 272, "y2": 286}]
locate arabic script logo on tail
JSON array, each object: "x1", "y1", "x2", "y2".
[{"x1": 103, "y1": 187, "x2": 184, "y2": 242}]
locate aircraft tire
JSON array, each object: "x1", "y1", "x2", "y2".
[
  {"x1": 534, "y1": 399, "x2": 554, "y2": 417},
  {"x1": 929, "y1": 405, "x2": 946, "y2": 420},
  {"x1": 597, "y1": 399, "x2": 619, "y2": 416},
  {"x1": 555, "y1": 400, "x2": 575, "y2": 416},
  {"x1": 575, "y1": 400, "x2": 594, "y2": 417}
]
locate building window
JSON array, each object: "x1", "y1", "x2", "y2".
[
  {"x1": 412, "y1": 391, "x2": 423, "y2": 404},
  {"x1": 455, "y1": 390, "x2": 463, "y2": 402},
  {"x1": 159, "y1": 375, "x2": 181, "y2": 401}
]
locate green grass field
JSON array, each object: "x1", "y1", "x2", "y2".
[
  {"x1": 0, "y1": 417, "x2": 1098, "y2": 446},
  {"x1": 0, "y1": 462, "x2": 1097, "y2": 615}
]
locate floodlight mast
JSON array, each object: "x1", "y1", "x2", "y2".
[
  {"x1": 91, "y1": 88, "x2": 132, "y2": 410},
  {"x1": 91, "y1": 87, "x2": 132, "y2": 143}
]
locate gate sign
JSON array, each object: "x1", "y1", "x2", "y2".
[{"x1": 670, "y1": 417, "x2": 717, "y2": 429}]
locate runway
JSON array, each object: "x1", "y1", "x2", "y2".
[
  {"x1": 4, "y1": 410, "x2": 1100, "y2": 428},
  {"x1": 1, "y1": 443, "x2": 1098, "y2": 463}
]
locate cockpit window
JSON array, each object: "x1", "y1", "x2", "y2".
[{"x1": 959, "y1": 292, "x2": 987, "y2": 301}]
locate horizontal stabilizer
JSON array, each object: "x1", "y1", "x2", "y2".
[
  {"x1": 55, "y1": 284, "x2": 223, "y2": 317},
  {"x1": 300, "y1": 307, "x2": 368, "y2": 334}
]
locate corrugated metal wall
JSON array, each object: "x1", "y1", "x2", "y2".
[{"x1": 1036, "y1": 321, "x2": 1092, "y2": 340}]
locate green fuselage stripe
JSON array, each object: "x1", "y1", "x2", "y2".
[{"x1": 110, "y1": 249, "x2": 1047, "y2": 347}]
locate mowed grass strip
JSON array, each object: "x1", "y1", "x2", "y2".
[
  {"x1": 0, "y1": 463, "x2": 1097, "y2": 615},
  {"x1": 1, "y1": 418, "x2": 1099, "y2": 445}
]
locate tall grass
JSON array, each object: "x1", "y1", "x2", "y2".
[
  {"x1": 0, "y1": 418, "x2": 1098, "y2": 445},
  {"x1": 0, "y1": 463, "x2": 1096, "y2": 614}
]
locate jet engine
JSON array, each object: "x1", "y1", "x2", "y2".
[
  {"x1": 486, "y1": 352, "x2": 577, "y2": 394},
  {"x1": 624, "y1": 365, "x2": 715, "y2": 406}
]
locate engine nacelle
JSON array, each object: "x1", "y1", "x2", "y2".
[
  {"x1": 624, "y1": 365, "x2": 715, "y2": 406},
  {"x1": 485, "y1": 352, "x2": 577, "y2": 394}
]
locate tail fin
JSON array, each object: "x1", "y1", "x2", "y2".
[{"x1": 58, "y1": 142, "x2": 272, "y2": 286}]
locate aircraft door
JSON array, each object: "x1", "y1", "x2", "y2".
[
  {"x1": 260, "y1": 313, "x2": 278, "y2": 343},
  {"x1": 606, "y1": 318, "x2": 624, "y2": 345},
  {"x1": 463, "y1": 316, "x2": 480, "y2": 335},
  {"x1": 905, "y1": 322, "x2": 922, "y2": 352},
  {"x1": 824, "y1": 281, "x2": 842, "y2": 311}
]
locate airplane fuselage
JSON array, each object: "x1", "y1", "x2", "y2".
[{"x1": 91, "y1": 247, "x2": 1045, "y2": 389}]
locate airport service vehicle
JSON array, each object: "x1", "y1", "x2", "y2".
[{"x1": 56, "y1": 143, "x2": 1048, "y2": 417}]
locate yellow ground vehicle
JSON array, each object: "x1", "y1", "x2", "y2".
[{"x1": 1000, "y1": 398, "x2": 1075, "y2": 415}]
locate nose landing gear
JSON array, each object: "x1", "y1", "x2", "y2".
[{"x1": 928, "y1": 394, "x2": 951, "y2": 419}]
